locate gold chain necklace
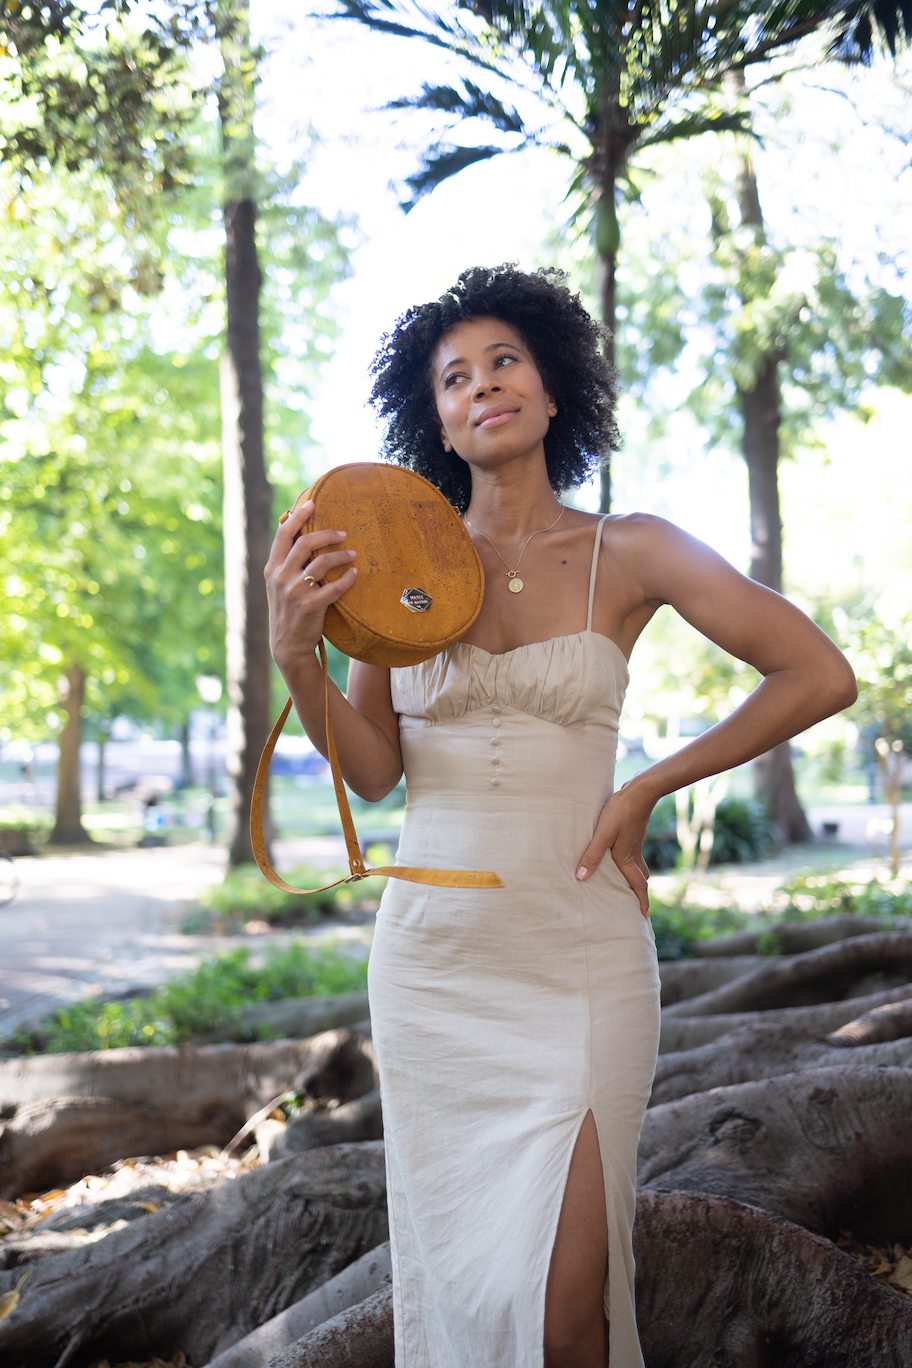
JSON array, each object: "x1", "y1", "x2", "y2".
[{"x1": 464, "y1": 504, "x2": 565, "y2": 594}]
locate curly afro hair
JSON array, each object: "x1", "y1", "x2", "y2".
[{"x1": 369, "y1": 264, "x2": 620, "y2": 511}]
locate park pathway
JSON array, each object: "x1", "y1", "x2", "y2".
[
  {"x1": 0, "y1": 838, "x2": 360, "y2": 1036},
  {"x1": 1, "y1": 803, "x2": 908, "y2": 1038}
]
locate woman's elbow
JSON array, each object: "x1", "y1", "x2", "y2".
[
  {"x1": 823, "y1": 656, "x2": 858, "y2": 714},
  {"x1": 348, "y1": 770, "x2": 403, "y2": 803}
]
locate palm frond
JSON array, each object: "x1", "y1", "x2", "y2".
[
  {"x1": 388, "y1": 79, "x2": 527, "y2": 135},
  {"x1": 636, "y1": 109, "x2": 756, "y2": 152},
  {"x1": 399, "y1": 143, "x2": 509, "y2": 209},
  {"x1": 828, "y1": 0, "x2": 912, "y2": 58},
  {"x1": 328, "y1": 0, "x2": 521, "y2": 85}
]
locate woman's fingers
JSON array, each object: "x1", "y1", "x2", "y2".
[
  {"x1": 575, "y1": 810, "x2": 651, "y2": 918},
  {"x1": 268, "y1": 499, "x2": 314, "y2": 569},
  {"x1": 619, "y1": 857, "x2": 650, "y2": 918},
  {"x1": 302, "y1": 561, "x2": 359, "y2": 602},
  {"x1": 301, "y1": 544, "x2": 357, "y2": 584}
]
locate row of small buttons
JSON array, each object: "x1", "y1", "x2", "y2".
[{"x1": 490, "y1": 703, "x2": 502, "y2": 786}]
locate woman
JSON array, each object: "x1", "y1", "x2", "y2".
[{"x1": 265, "y1": 265, "x2": 856, "y2": 1368}]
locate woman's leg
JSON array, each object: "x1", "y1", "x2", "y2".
[{"x1": 544, "y1": 1111, "x2": 610, "y2": 1368}]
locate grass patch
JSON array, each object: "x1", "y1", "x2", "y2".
[
  {"x1": 777, "y1": 873, "x2": 912, "y2": 922},
  {"x1": 192, "y1": 847, "x2": 394, "y2": 930},
  {"x1": 650, "y1": 875, "x2": 912, "y2": 960},
  {"x1": 8, "y1": 941, "x2": 369, "y2": 1056}
]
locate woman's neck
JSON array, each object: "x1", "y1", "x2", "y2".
[{"x1": 463, "y1": 470, "x2": 562, "y2": 540}]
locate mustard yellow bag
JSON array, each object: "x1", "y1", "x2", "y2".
[{"x1": 251, "y1": 463, "x2": 502, "y2": 893}]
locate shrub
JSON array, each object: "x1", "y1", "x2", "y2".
[
  {"x1": 643, "y1": 794, "x2": 776, "y2": 871},
  {"x1": 10, "y1": 942, "x2": 369, "y2": 1055},
  {"x1": 197, "y1": 855, "x2": 391, "y2": 928},
  {"x1": 777, "y1": 874, "x2": 912, "y2": 922},
  {"x1": 649, "y1": 898, "x2": 748, "y2": 960}
]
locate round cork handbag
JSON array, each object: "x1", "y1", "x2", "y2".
[{"x1": 251, "y1": 462, "x2": 502, "y2": 894}]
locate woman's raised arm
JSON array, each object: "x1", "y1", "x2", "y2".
[
  {"x1": 265, "y1": 500, "x2": 402, "y2": 801},
  {"x1": 576, "y1": 515, "x2": 857, "y2": 912}
]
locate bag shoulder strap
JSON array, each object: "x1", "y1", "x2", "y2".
[{"x1": 250, "y1": 642, "x2": 502, "y2": 894}]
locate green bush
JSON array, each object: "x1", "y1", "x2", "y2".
[
  {"x1": 0, "y1": 813, "x2": 49, "y2": 853},
  {"x1": 649, "y1": 898, "x2": 748, "y2": 960},
  {"x1": 777, "y1": 874, "x2": 912, "y2": 922},
  {"x1": 709, "y1": 796, "x2": 777, "y2": 865},
  {"x1": 643, "y1": 794, "x2": 776, "y2": 871},
  {"x1": 197, "y1": 855, "x2": 391, "y2": 928},
  {"x1": 10, "y1": 942, "x2": 369, "y2": 1055}
]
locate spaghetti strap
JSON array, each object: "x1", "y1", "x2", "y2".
[{"x1": 586, "y1": 515, "x2": 611, "y2": 631}]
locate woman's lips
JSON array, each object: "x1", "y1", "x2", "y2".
[{"x1": 477, "y1": 408, "x2": 518, "y2": 428}]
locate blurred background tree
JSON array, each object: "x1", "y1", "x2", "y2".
[{"x1": 0, "y1": 0, "x2": 350, "y2": 850}]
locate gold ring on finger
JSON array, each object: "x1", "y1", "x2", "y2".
[{"x1": 302, "y1": 574, "x2": 318, "y2": 587}]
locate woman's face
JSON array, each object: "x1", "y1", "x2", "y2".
[{"x1": 431, "y1": 316, "x2": 556, "y2": 470}]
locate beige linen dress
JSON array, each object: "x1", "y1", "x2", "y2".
[{"x1": 368, "y1": 516, "x2": 662, "y2": 1367}]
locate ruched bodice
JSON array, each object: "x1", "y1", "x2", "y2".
[
  {"x1": 368, "y1": 519, "x2": 661, "y2": 1368},
  {"x1": 391, "y1": 629, "x2": 628, "y2": 728}
]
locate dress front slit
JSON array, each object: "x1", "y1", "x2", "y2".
[{"x1": 369, "y1": 518, "x2": 662, "y2": 1366}]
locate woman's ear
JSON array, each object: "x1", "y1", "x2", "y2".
[
  {"x1": 441, "y1": 429, "x2": 453, "y2": 453},
  {"x1": 547, "y1": 397, "x2": 558, "y2": 418}
]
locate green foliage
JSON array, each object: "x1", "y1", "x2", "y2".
[
  {"x1": 649, "y1": 872, "x2": 912, "y2": 960},
  {"x1": 846, "y1": 612, "x2": 912, "y2": 750},
  {"x1": 198, "y1": 859, "x2": 387, "y2": 927},
  {"x1": 649, "y1": 897, "x2": 746, "y2": 961},
  {"x1": 0, "y1": 16, "x2": 351, "y2": 756},
  {"x1": 707, "y1": 795, "x2": 777, "y2": 866},
  {"x1": 643, "y1": 793, "x2": 776, "y2": 871},
  {"x1": 776, "y1": 873, "x2": 912, "y2": 922},
  {"x1": 202, "y1": 863, "x2": 343, "y2": 923},
  {"x1": 11, "y1": 941, "x2": 369, "y2": 1055}
]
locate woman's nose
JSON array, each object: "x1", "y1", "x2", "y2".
[{"x1": 474, "y1": 378, "x2": 501, "y2": 398}]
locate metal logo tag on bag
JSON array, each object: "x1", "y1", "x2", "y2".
[{"x1": 401, "y1": 588, "x2": 432, "y2": 613}]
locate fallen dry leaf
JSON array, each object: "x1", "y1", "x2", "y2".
[
  {"x1": 0, "y1": 1268, "x2": 33, "y2": 1324},
  {"x1": 888, "y1": 1254, "x2": 912, "y2": 1296}
]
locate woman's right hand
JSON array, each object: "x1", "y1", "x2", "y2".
[{"x1": 264, "y1": 498, "x2": 358, "y2": 673}]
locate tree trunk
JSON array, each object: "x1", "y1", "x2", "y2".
[
  {"x1": 634, "y1": 1188, "x2": 912, "y2": 1367},
  {"x1": 592, "y1": 60, "x2": 629, "y2": 516},
  {"x1": 49, "y1": 661, "x2": 90, "y2": 845},
  {"x1": 719, "y1": 72, "x2": 812, "y2": 845},
  {"x1": 179, "y1": 716, "x2": 194, "y2": 787},
  {"x1": 596, "y1": 215, "x2": 616, "y2": 515},
  {"x1": 0, "y1": 1144, "x2": 388, "y2": 1368},
  {"x1": 95, "y1": 725, "x2": 109, "y2": 802},
  {"x1": 272, "y1": 1089, "x2": 383, "y2": 1159},
  {"x1": 217, "y1": 0, "x2": 274, "y2": 868}
]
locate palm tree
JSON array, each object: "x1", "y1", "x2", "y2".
[
  {"x1": 332, "y1": 1, "x2": 902, "y2": 511},
  {"x1": 334, "y1": 0, "x2": 907, "y2": 844}
]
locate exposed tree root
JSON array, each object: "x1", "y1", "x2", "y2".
[
  {"x1": 0, "y1": 1144, "x2": 387, "y2": 1368},
  {"x1": 652, "y1": 1014, "x2": 912, "y2": 1104},
  {"x1": 662, "y1": 932, "x2": 912, "y2": 1018},
  {"x1": 640, "y1": 1066, "x2": 912, "y2": 1243},
  {"x1": 635, "y1": 1189, "x2": 912, "y2": 1367}
]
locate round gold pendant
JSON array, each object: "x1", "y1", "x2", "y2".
[{"x1": 508, "y1": 577, "x2": 524, "y2": 593}]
